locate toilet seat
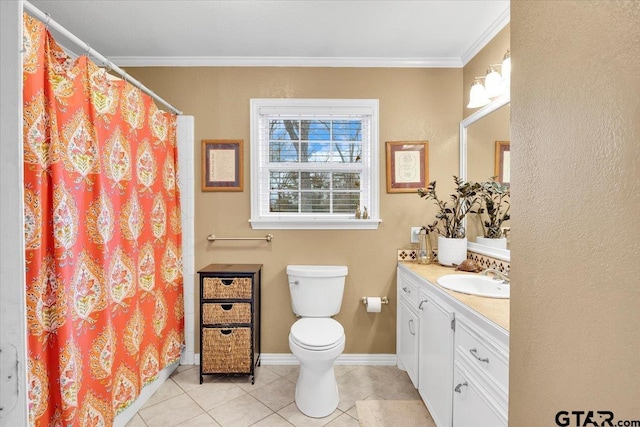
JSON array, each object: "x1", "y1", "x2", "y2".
[{"x1": 290, "y1": 318, "x2": 344, "y2": 351}]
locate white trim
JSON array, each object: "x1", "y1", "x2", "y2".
[
  {"x1": 459, "y1": 93, "x2": 511, "y2": 180},
  {"x1": 256, "y1": 353, "x2": 298, "y2": 365},
  {"x1": 459, "y1": 94, "x2": 511, "y2": 263},
  {"x1": 0, "y1": 2, "x2": 28, "y2": 425},
  {"x1": 250, "y1": 98, "x2": 380, "y2": 230},
  {"x1": 37, "y1": 7, "x2": 510, "y2": 71},
  {"x1": 334, "y1": 354, "x2": 398, "y2": 366},
  {"x1": 460, "y1": 7, "x2": 511, "y2": 66},
  {"x1": 249, "y1": 218, "x2": 381, "y2": 230},
  {"x1": 113, "y1": 362, "x2": 178, "y2": 427},
  {"x1": 177, "y1": 116, "x2": 196, "y2": 366},
  {"x1": 110, "y1": 56, "x2": 463, "y2": 69},
  {"x1": 467, "y1": 242, "x2": 510, "y2": 262},
  {"x1": 193, "y1": 353, "x2": 397, "y2": 366}
]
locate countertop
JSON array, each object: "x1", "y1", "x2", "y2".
[{"x1": 399, "y1": 262, "x2": 510, "y2": 332}]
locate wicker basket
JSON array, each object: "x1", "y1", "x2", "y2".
[
  {"x1": 202, "y1": 303, "x2": 251, "y2": 325},
  {"x1": 202, "y1": 327, "x2": 251, "y2": 373},
  {"x1": 202, "y1": 277, "x2": 252, "y2": 299}
]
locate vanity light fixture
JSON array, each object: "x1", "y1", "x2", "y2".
[
  {"x1": 484, "y1": 65, "x2": 503, "y2": 98},
  {"x1": 467, "y1": 77, "x2": 491, "y2": 109},
  {"x1": 501, "y1": 49, "x2": 511, "y2": 87},
  {"x1": 467, "y1": 48, "x2": 511, "y2": 108}
]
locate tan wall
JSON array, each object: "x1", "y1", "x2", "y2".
[
  {"x1": 510, "y1": 1, "x2": 640, "y2": 425},
  {"x1": 126, "y1": 67, "x2": 462, "y2": 353},
  {"x1": 463, "y1": 24, "x2": 510, "y2": 119}
]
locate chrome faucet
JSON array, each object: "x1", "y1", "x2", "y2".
[{"x1": 480, "y1": 268, "x2": 510, "y2": 284}]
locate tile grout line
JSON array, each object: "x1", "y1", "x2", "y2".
[
  {"x1": 135, "y1": 365, "x2": 418, "y2": 426},
  {"x1": 195, "y1": 366, "x2": 287, "y2": 426},
  {"x1": 247, "y1": 410, "x2": 281, "y2": 427},
  {"x1": 178, "y1": 391, "x2": 219, "y2": 427}
]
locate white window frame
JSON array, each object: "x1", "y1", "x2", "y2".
[{"x1": 250, "y1": 98, "x2": 380, "y2": 230}]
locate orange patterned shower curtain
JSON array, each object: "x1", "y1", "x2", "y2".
[{"x1": 22, "y1": 15, "x2": 184, "y2": 426}]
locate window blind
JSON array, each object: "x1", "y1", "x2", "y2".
[{"x1": 250, "y1": 99, "x2": 380, "y2": 230}]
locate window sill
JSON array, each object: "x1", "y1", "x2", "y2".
[{"x1": 249, "y1": 218, "x2": 381, "y2": 230}]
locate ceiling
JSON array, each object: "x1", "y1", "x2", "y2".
[{"x1": 27, "y1": 0, "x2": 509, "y2": 68}]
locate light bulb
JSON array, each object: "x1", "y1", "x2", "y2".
[
  {"x1": 467, "y1": 80, "x2": 490, "y2": 108},
  {"x1": 484, "y1": 66, "x2": 503, "y2": 98},
  {"x1": 501, "y1": 49, "x2": 511, "y2": 87}
]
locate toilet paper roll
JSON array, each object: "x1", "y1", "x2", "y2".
[{"x1": 366, "y1": 297, "x2": 382, "y2": 313}]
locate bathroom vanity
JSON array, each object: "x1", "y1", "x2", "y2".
[{"x1": 397, "y1": 262, "x2": 509, "y2": 427}]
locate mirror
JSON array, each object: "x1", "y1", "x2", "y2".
[{"x1": 460, "y1": 94, "x2": 510, "y2": 261}]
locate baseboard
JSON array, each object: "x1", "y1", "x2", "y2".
[
  {"x1": 192, "y1": 353, "x2": 397, "y2": 366},
  {"x1": 334, "y1": 353, "x2": 397, "y2": 366},
  {"x1": 180, "y1": 347, "x2": 195, "y2": 365},
  {"x1": 257, "y1": 353, "x2": 298, "y2": 365}
]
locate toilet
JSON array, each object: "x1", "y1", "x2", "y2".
[{"x1": 287, "y1": 264, "x2": 348, "y2": 418}]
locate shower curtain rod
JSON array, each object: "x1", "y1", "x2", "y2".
[{"x1": 23, "y1": 1, "x2": 183, "y2": 115}]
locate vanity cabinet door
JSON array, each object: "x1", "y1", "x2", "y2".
[
  {"x1": 418, "y1": 289, "x2": 454, "y2": 427},
  {"x1": 452, "y1": 361, "x2": 507, "y2": 427},
  {"x1": 398, "y1": 298, "x2": 420, "y2": 388}
]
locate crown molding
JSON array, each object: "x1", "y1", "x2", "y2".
[
  {"x1": 111, "y1": 56, "x2": 463, "y2": 68},
  {"x1": 460, "y1": 6, "x2": 511, "y2": 66}
]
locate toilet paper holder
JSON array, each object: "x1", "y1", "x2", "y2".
[{"x1": 360, "y1": 296, "x2": 389, "y2": 306}]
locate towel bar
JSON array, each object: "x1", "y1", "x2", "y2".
[{"x1": 207, "y1": 234, "x2": 274, "y2": 243}]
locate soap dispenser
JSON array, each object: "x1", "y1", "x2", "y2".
[{"x1": 417, "y1": 227, "x2": 433, "y2": 265}]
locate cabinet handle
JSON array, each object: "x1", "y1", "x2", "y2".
[
  {"x1": 221, "y1": 279, "x2": 234, "y2": 286},
  {"x1": 470, "y1": 348, "x2": 490, "y2": 363},
  {"x1": 402, "y1": 287, "x2": 411, "y2": 294},
  {"x1": 221, "y1": 304, "x2": 233, "y2": 311},
  {"x1": 408, "y1": 319, "x2": 416, "y2": 336},
  {"x1": 454, "y1": 381, "x2": 468, "y2": 393},
  {"x1": 418, "y1": 299, "x2": 428, "y2": 310},
  {"x1": 220, "y1": 329, "x2": 233, "y2": 335}
]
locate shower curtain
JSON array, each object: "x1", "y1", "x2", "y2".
[{"x1": 22, "y1": 15, "x2": 184, "y2": 426}]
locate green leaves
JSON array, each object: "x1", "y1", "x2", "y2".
[
  {"x1": 417, "y1": 176, "x2": 481, "y2": 238},
  {"x1": 478, "y1": 178, "x2": 511, "y2": 238},
  {"x1": 418, "y1": 176, "x2": 510, "y2": 239}
]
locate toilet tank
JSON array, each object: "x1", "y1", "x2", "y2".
[{"x1": 287, "y1": 265, "x2": 348, "y2": 317}]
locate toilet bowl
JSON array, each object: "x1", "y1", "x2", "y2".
[
  {"x1": 289, "y1": 318, "x2": 345, "y2": 418},
  {"x1": 286, "y1": 265, "x2": 348, "y2": 418}
]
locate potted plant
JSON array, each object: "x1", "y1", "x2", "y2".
[
  {"x1": 418, "y1": 176, "x2": 481, "y2": 266},
  {"x1": 476, "y1": 178, "x2": 510, "y2": 249}
]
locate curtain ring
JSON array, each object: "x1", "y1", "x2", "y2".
[
  {"x1": 44, "y1": 13, "x2": 51, "y2": 27},
  {"x1": 85, "y1": 43, "x2": 91, "y2": 56},
  {"x1": 101, "y1": 61, "x2": 112, "y2": 77}
]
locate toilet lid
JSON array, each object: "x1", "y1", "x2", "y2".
[{"x1": 290, "y1": 318, "x2": 344, "y2": 349}]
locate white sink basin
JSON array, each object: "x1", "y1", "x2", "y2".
[{"x1": 436, "y1": 274, "x2": 510, "y2": 299}]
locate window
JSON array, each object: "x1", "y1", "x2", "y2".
[{"x1": 250, "y1": 99, "x2": 380, "y2": 229}]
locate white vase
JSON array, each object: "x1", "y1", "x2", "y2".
[
  {"x1": 437, "y1": 236, "x2": 468, "y2": 266},
  {"x1": 476, "y1": 237, "x2": 507, "y2": 249}
]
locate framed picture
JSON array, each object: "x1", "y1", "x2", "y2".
[
  {"x1": 386, "y1": 141, "x2": 429, "y2": 193},
  {"x1": 494, "y1": 140, "x2": 510, "y2": 186},
  {"x1": 202, "y1": 139, "x2": 244, "y2": 192}
]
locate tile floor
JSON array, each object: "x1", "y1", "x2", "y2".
[{"x1": 127, "y1": 364, "x2": 422, "y2": 427}]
